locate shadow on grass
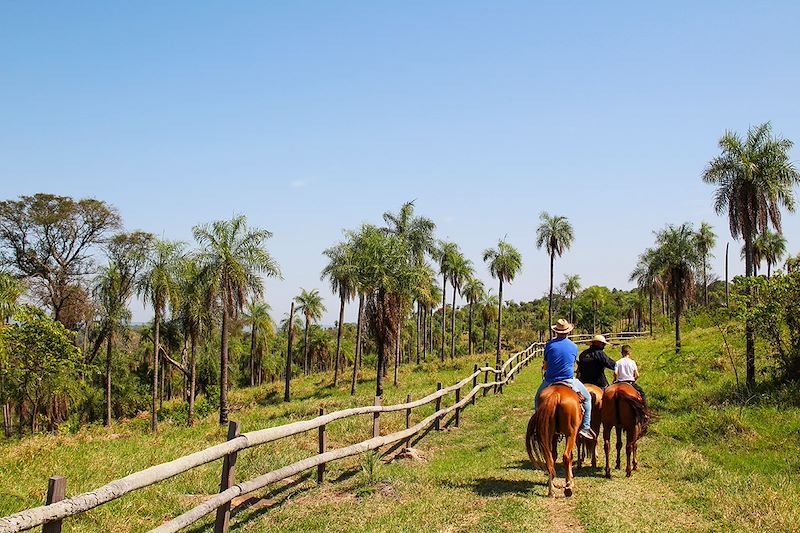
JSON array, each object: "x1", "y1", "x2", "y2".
[{"x1": 463, "y1": 477, "x2": 537, "y2": 496}]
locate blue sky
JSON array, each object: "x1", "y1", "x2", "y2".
[{"x1": 2, "y1": 2, "x2": 799, "y2": 324}]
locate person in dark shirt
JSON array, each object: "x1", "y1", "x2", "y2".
[{"x1": 577, "y1": 334, "x2": 617, "y2": 389}]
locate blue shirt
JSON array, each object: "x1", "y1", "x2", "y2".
[{"x1": 543, "y1": 337, "x2": 578, "y2": 382}]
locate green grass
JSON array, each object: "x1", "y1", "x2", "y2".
[{"x1": 1, "y1": 327, "x2": 799, "y2": 532}]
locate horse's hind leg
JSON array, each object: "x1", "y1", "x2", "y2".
[
  {"x1": 590, "y1": 439, "x2": 597, "y2": 468},
  {"x1": 563, "y1": 434, "x2": 576, "y2": 497},
  {"x1": 615, "y1": 426, "x2": 622, "y2": 470},
  {"x1": 603, "y1": 425, "x2": 612, "y2": 479},
  {"x1": 625, "y1": 430, "x2": 634, "y2": 477},
  {"x1": 632, "y1": 434, "x2": 639, "y2": 472},
  {"x1": 577, "y1": 438, "x2": 584, "y2": 469}
]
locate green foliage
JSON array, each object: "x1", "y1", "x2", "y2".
[
  {"x1": 0, "y1": 305, "x2": 88, "y2": 431},
  {"x1": 732, "y1": 272, "x2": 800, "y2": 381}
]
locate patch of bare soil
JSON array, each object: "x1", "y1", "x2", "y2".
[{"x1": 542, "y1": 494, "x2": 585, "y2": 533}]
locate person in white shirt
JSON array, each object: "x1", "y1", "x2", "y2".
[{"x1": 614, "y1": 345, "x2": 646, "y2": 405}]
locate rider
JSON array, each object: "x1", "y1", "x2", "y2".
[
  {"x1": 577, "y1": 334, "x2": 617, "y2": 389},
  {"x1": 534, "y1": 319, "x2": 596, "y2": 440},
  {"x1": 614, "y1": 344, "x2": 647, "y2": 405}
]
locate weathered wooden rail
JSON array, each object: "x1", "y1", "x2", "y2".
[{"x1": 0, "y1": 331, "x2": 645, "y2": 533}]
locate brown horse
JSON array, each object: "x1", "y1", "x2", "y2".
[
  {"x1": 525, "y1": 383, "x2": 582, "y2": 497},
  {"x1": 601, "y1": 382, "x2": 650, "y2": 478},
  {"x1": 577, "y1": 383, "x2": 603, "y2": 469}
]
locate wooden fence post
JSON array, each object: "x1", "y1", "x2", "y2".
[
  {"x1": 494, "y1": 364, "x2": 500, "y2": 394},
  {"x1": 498, "y1": 365, "x2": 504, "y2": 394},
  {"x1": 42, "y1": 476, "x2": 66, "y2": 533},
  {"x1": 214, "y1": 420, "x2": 241, "y2": 533},
  {"x1": 455, "y1": 388, "x2": 461, "y2": 427},
  {"x1": 434, "y1": 382, "x2": 442, "y2": 431},
  {"x1": 317, "y1": 408, "x2": 326, "y2": 484},
  {"x1": 471, "y1": 364, "x2": 478, "y2": 405},
  {"x1": 372, "y1": 396, "x2": 381, "y2": 438},
  {"x1": 404, "y1": 394, "x2": 412, "y2": 449},
  {"x1": 483, "y1": 362, "x2": 489, "y2": 396}
]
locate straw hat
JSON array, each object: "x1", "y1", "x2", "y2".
[
  {"x1": 551, "y1": 319, "x2": 574, "y2": 334},
  {"x1": 589, "y1": 334, "x2": 611, "y2": 346}
]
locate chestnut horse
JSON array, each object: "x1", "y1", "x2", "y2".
[
  {"x1": 601, "y1": 382, "x2": 650, "y2": 478},
  {"x1": 525, "y1": 383, "x2": 582, "y2": 497},
  {"x1": 577, "y1": 383, "x2": 603, "y2": 468}
]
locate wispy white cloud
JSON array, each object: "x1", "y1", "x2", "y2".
[{"x1": 289, "y1": 180, "x2": 307, "y2": 188}]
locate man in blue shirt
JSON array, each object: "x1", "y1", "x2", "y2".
[{"x1": 534, "y1": 319, "x2": 596, "y2": 440}]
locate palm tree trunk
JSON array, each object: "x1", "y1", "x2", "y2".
[
  {"x1": 496, "y1": 280, "x2": 504, "y2": 365},
  {"x1": 744, "y1": 233, "x2": 756, "y2": 387},
  {"x1": 249, "y1": 323, "x2": 257, "y2": 387},
  {"x1": 648, "y1": 289, "x2": 653, "y2": 337},
  {"x1": 415, "y1": 302, "x2": 421, "y2": 364},
  {"x1": 482, "y1": 320, "x2": 487, "y2": 353},
  {"x1": 703, "y1": 255, "x2": 708, "y2": 306},
  {"x1": 393, "y1": 334, "x2": 399, "y2": 386},
  {"x1": 428, "y1": 307, "x2": 433, "y2": 356},
  {"x1": 548, "y1": 252, "x2": 554, "y2": 338},
  {"x1": 468, "y1": 302, "x2": 474, "y2": 355},
  {"x1": 450, "y1": 287, "x2": 457, "y2": 360},
  {"x1": 767, "y1": 260, "x2": 772, "y2": 278},
  {"x1": 105, "y1": 333, "x2": 113, "y2": 426},
  {"x1": 303, "y1": 318, "x2": 310, "y2": 375},
  {"x1": 220, "y1": 299, "x2": 230, "y2": 426},
  {"x1": 284, "y1": 302, "x2": 295, "y2": 402},
  {"x1": 351, "y1": 294, "x2": 364, "y2": 395},
  {"x1": 674, "y1": 275, "x2": 682, "y2": 352},
  {"x1": 440, "y1": 274, "x2": 447, "y2": 362},
  {"x1": 188, "y1": 331, "x2": 197, "y2": 426},
  {"x1": 151, "y1": 308, "x2": 160, "y2": 433},
  {"x1": 334, "y1": 294, "x2": 345, "y2": 386}
]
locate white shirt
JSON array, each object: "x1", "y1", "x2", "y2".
[{"x1": 615, "y1": 357, "x2": 638, "y2": 382}]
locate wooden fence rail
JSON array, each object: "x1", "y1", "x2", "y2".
[{"x1": 0, "y1": 332, "x2": 646, "y2": 533}]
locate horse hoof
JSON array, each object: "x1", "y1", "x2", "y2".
[
  {"x1": 626, "y1": 471, "x2": 632, "y2": 478},
  {"x1": 605, "y1": 472, "x2": 611, "y2": 479},
  {"x1": 564, "y1": 486, "x2": 573, "y2": 497}
]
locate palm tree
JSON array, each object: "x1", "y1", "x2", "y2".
[
  {"x1": 448, "y1": 251, "x2": 473, "y2": 359},
  {"x1": 481, "y1": 293, "x2": 498, "y2": 353},
  {"x1": 536, "y1": 212, "x2": 575, "y2": 336},
  {"x1": 137, "y1": 239, "x2": 184, "y2": 433},
  {"x1": 760, "y1": 230, "x2": 787, "y2": 277},
  {"x1": 695, "y1": 222, "x2": 717, "y2": 305},
  {"x1": 193, "y1": 215, "x2": 281, "y2": 426},
  {"x1": 176, "y1": 256, "x2": 208, "y2": 426},
  {"x1": 630, "y1": 249, "x2": 658, "y2": 337},
  {"x1": 462, "y1": 277, "x2": 485, "y2": 355},
  {"x1": 583, "y1": 286, "x2": 607, "y2": 333},
  {"x1": 651, "y1": 223, "x2": 702, "y2": 352},
  {"x1": 245, "y1": 299, "x2": 273, "y2": 386},
  {"x1": 437, "y1": 241, "x2": 459, "y2": 361},
  {"x1": 321, "y1": 241, "x2": 357, "y2": 386},
  {"x1": 483, "y1": 240, "x2": 522, "y2": 364},
  {"x1": 561, "y1": 274, "x2": 581, "y2": 325},
  {"x1": 703, "y1": 122, "x2": 799, "y2": 385},
  {"x1": 294, "y1": 288, "x2": 326, "y2": 375}
]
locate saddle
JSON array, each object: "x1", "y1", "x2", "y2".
[{"x1": 549, "y1": 381, "x2": 585, "y2": 404}]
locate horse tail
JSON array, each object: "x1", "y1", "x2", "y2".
[
  {"x1": 526, "y1": 391, "x2": 557, "y2": 473},
  {"x1": 628, "y1": 393, "x2": 651, "y2": 437},
  {"x1": 525, "y1": 413, "x2": 540, "y2": 468}
]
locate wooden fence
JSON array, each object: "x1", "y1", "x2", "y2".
[{"x1": 0, "y1": 331, "x2": 646, "y2": 533}]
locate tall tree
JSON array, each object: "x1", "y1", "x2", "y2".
[
  {"x1": 92, "y1": 232, "x2": 151, "y2": 426},
  {"x1": 629, "y1": 249, "x2": 658, "y2": 337},
  {"x1": 176, "y1": 256, "x2": 209, "y2": 426},
  {"x1": 351, "y1": 225, "x2": 421, "y2": 397},
  {"x1": 759, "y1": 230, "x2": 787, "y2": 277},
  {"x1": 536, "y1": 212, "x2": 574, "y2": 336},
  {"x1": 695, "y1": 222, "x2": 717, "y2": 306},
  {"x1": 583, "y1": 286, "x2": 608, "y2": 333},
  {"x1": 703, "y1": 122, "x2": 799, "y2": 386},
  {"x1": 321, "y1": 241, "x2": 357, "y2": 386},
  {"x1": 245, "y1": 299, "x2": 273, "y2": 386},
  {"x1": 561, "y1": 274, "x2": 581, "y2": 325},
  {"x1": 483, "y1": 240, "x2": 522, "y2": 364},
  {"x1": 0, "y1": 194, "x2": 121, "y2": 323},
  {"x1": 294, "y1": 288, "x2": 326, "y2": 375},
  {"x1": 437, "y1": 241, "x2": 459, "y2": 361},
  {"x1": 0, "y1": 272, "x2": 23, "y2": 436},
  {"x1": 448, "y1": 251, "x2": 473, "y2": 360},
  {"x1": 462, "y1": 277, "x2": 485, "y2": 355},
  {"x1": 193, "y1": 215, "x2": 281, "y2": 426},
  {"x1": 136, "y1": 239, "x2": 184, "y2": 433},
  {"x1": 651, "y1": 223, "x2": 702, "y2": 352}
]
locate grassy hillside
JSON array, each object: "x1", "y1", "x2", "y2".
[{"x1": 1, "y1": 326, "x2": 798, "y2": 532}]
